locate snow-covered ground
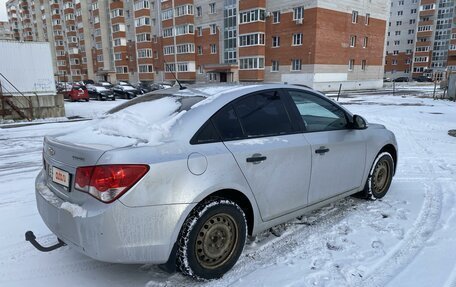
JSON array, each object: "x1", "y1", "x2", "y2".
[{"x1": 0, "y1": 91, "x2": 455, "y2": 287}]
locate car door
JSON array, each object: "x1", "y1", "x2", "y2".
[
  {"x1": 213, "y1": 90, "x2": 312, "y2": 221},
  {"x1": 285, "y1": 89, "x2": 367, "y2": 204}
]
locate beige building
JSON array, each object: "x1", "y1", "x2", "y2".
[
  {"x1": 385, "y1": 0, "x2": 456, "y2": 81},
  {"x1": 0, "y1": 21, "x2": 13, "y2": 40},
  {"x1": 6, "y1": 0, "x2": 389, "y2": 91}
]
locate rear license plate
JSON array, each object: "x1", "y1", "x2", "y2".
[{"x1": 52, "y1": 167, "x2": 70, "y2": 187}]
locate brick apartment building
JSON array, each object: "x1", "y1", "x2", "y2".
[
  {"x1": 6, "y1": 0, "x2": 389, "y2": 91},
  {"x1": 0, "y1": 21, "x2": 13, "y2": 40},
  {"x1": 385, "y1": 0, "x2": 456, "y2": 81}
]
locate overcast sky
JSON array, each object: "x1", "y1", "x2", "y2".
[{"x1": 0, "y1": 0, "x2": 7, "y2": 22}]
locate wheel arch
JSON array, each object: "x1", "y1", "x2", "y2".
[
  {"x1": 200, "y1": 189, "x2": 255, "y2": 236},
  {"x1": 379, "y1": 144, "x2": 397, "y2": 175}
]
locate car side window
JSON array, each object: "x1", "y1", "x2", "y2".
[
  {"x1": 233, "y1": 91, "x2": 294, "y2": 137},
  {"x1": 211, "y1": 106, "x2": 244, "y2": 141},
  {"x1": 190, "y1": 121, "x2": 220, "y2": 144},
  {"x1": 288, "y1": 90, "x2": 348, "y2": 132}
]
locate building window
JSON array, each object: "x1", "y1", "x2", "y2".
[
  {"x1": 273, "y1": 11, "x2": 280, "y2": 23},
  {"x1": 363, "y1": 37, "x2": 368, "y2": 48},
  {"x1": 239, "y1": 9, "x2": 266, "y2": 24},
  {"x1": 292, "y1": 33, "x2": 303, "y2": 45},
  {"x1": 352, "y1": 10, "x2": 358, "y2": 23},
  {"x1": 239, "y1": 33, "x2": 265, "y2": 47},
  {"x1": 163, "y1": 46, "x2": 175, "y2": 55},
  {"x1": 365, "y1": 13, "x2": 370, "y2": 25},
  {"x1": 197, "y1": 26, "x2": 202, "y2": 36},
  {"x1": 196, "y1": 6, "x2": 202, "y2": 16},
  {"x1": 239, "y1": 57, "x2": 265, "y2": 70},
  {"x1": 210, "y1": 44, "x2": 217, "y2": 54},
  {"x1": 111, "y1": 9, "x2": 123, "y2": 18},
  {"x1": 136, "y1": 33, "x2": 151, "y2": 42},
  {"x1": 392, "y1": 59, "x2": 398, "y2": 65},
  {"x1": 134, "y1": 1, "x2": 149, "y2": 11},
  {"x1": 348, "y1": 59, "x2": 354, "y2": 71},
  {"x1": 198, "y1": 65, "x2": 203, "y2": 74},
  {"x1": 209, "y1": 3, "x2": 216, "y2": 14},
  {"x1": 293, "y1": 7, "x2": 303, "y2": 20},
  {"x1": 115, "y1": 66, "x2": 128, "y2": 74},
  {"x1": 350, "y1": 35, "x2": 356, "y2": 47},
  {"x1": 271, "y1": 60, "x2": 279, "y2": 72},
  {"x1": 175, "y1": 4, "x2": 194, "y2": 17},
  {"x1": 114, "y1": 53, "x2": 122, "y2": 61},
  {"x1": 272, "y1": 36, "x2": 280, "y2": 47},
  {"x1": 139, "y1": 65, "x2": 153, "y2": 73},
  {"x1": 361, "y1": 60, "x2": 367, "y2": 71},
  {"x1": 134, "y1": 17, "x2": 150, "y2": 27},
  {"x1": 163, "y1": 28, "x2": 173, "y2": 37},
  {"x1": 137, "y1": 49, "x2": 153, "y2": 58},
  {"x1": 197, "y1": 45, "x2": 202, "y2": 55},
  {"x1": 291, "y1": 59, "x2": 302, "y2": 71},
  {"x1": 162, "y1": 9, "x2": 173, "y2": 20},
  {"x1": 210, "y1": 24, "x2": 217, "y2": 34}
]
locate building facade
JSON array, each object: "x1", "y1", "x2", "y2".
[
  {"x1": 385, "y1": 0, "x2": 456, "y2": 81},
  {"x1": 6, "y1": 0, "x2": 389, "y2": 91},
  {"x1": 0, "y1": 21, "x2": 13, "y2": 40}
]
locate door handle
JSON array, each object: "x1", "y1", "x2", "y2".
[
  {"x1": 246, "y1": 153, "x2": 267, "y2": 164},
  {"x1": 315, "y1": 147, "x2": 330, "y2": 154}
]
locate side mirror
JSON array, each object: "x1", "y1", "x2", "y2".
[{"x1": 352, "y1": 115, "x2": 368, "y2": 129}]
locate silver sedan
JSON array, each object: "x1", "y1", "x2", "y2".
[{"x1": 35, "y1": 84, "x2": 397, "y2": 280}]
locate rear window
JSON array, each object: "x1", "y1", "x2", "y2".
[
  {"x1": 107, "y1": 94, "x2": 205, "y2": 114},
  {"x1": 59, "y1": 95, "x2": 207, "y2": 147}
]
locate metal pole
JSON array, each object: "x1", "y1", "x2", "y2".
[
  {"x1": 337, "y1": 83, "x2": 342, "y2": 101},
  {"x1": 393, "y1": 81, "x2": 395, "y2": 96},
  {"x1": 433, "y1": 81, "x2": 437, "y2": 100}
]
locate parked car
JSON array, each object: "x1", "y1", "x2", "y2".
[
  {"x1": 82, "y1": 79, "x2": 95, "y2": 86},
  {"x1": 67, "y1": 85, "x2": 89, "y2": 102},
  {"x1": 87, "y1": 85, "x2": 115, "y2": 101},
  {"x1": 134, "y1": 82, "x2": 155, "y2": 93},
  {"x1": 35, "y1": 84, "x2": 397, "y2": 280},
  {"x1": 413, "y1": 76, "x2": 434, "y2": 82},
  {"x1": 383, "y1": 77, "x2": 392, "y2": 82},
  {"x1": 56, "y1": 82, "x2": 73, "y2": 92},
  {"x1": 98, "y1": 81, "x2": 114, "y2": 89},
  {"x1": 393, "y1": 77, "x2": 409, "y2": 82},
  {"x1": 112, "y1": 84, "x2": 143, "y2": 99}
]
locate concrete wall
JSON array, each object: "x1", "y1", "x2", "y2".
[
  {"x1": 449, "y1": 73, "x2": 456, "y2": 100},
  {"x1": 0, "y1": 94, "x2": 65, "y2": 120}
]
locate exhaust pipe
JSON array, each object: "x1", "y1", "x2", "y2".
[{"x1": 25, "y1": 231, "x2": 66, "y2": 252}]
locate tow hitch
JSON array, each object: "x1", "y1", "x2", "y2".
[{"x1": 25, "y1": 231, "x2": 66, "y2": 252}]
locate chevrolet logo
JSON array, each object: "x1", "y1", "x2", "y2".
[{"x1": 47, "y1": 147, "x2": 55, "y2": 156}]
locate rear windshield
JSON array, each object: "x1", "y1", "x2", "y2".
[{"x1": 107, "y1": 94, "x2": 205, "y2": 115}]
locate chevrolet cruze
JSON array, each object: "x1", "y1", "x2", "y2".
[{"x1": 35, "y1": 84, "x2": 397, "y2": 279}]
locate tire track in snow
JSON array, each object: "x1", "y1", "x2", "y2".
[
  {"x1": 355, "y1": 182, "x2": 443, "y2": 287},
  {"x1": 145, "y1": 199, "x2": 365, "y2": 287}
]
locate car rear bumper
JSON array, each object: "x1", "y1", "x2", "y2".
[{"x1": 35, "y1": 169, "x2": 193, "y2": 264}]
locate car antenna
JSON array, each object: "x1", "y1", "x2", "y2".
[{"x1": 164, "y1": 60, "x2": 186, "y2": 90}]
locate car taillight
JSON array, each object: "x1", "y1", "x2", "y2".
[{"x1": 74, "y1": 165, "x2": 149, "y2": 203}]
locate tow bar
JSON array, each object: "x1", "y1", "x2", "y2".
[{"x1": 25, "y1": 231, "x2": 66, "y2": 252}]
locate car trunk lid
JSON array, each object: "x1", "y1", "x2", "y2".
[{"x1": 43, "y1": 135, "x2": 130, "y2": 204}]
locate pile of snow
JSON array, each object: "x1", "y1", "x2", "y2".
[
  {"x1": 60, "y1": 202, "x2": 87, "y2": 218},
  {"x1": 58, "y1": 97, "x2": 184, "y2": 148}
]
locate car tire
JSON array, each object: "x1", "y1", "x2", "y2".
[
  {"x1": 176, "y1": 198, "x2": 247, "y2": 280},
  {"x1": 356, "y1": 152, "x2": 394, "y2": 199}
]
